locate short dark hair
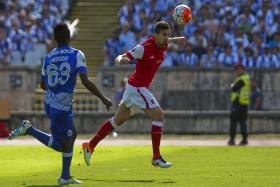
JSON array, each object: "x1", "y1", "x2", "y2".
[
  {"x1": 234, "y1": 63, "x2": 245, "y2": 71},
  {"x1": 153, "y1": 21, "x2": 170, "y2": 34},
  {"x1": 53, "y1": 23, "x2": 70, "y2": 44}
]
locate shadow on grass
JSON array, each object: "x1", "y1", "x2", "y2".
[
  {"x1": 94, "y1": 179, "x2": 176, "y2": 184},
  {"x1": 26, "y1": 185, "x2": 62, "y2": 187},
  {"x1": 25, "y1": 179, "x2": 175, "y2": 186},
  {"x1": 24, "y1": 178, "x2": 92, "y2": 187}
]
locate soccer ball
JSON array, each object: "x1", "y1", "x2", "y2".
[{"x1": 173, "y1": 4, "x2": 192, "y2": 25}]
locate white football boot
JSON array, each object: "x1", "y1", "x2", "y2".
[
  {"x1": 57, "y1": 176, "x2": 82, "y2": 185},
  {"x1": 8, "y1": 120, "x2": 32, "y2": 140},
  {"x1": 152, "y1": 157, "x2": 173, "y2": 168},
  {"x1": 82, "y1": 142, "x2": 93, "y2": 166}
]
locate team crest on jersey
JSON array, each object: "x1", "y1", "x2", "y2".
[
  {"x1": 68, "y1": 129, "x2": 73, "y2": 137},
  {"x1": 156, "y1": 60, "x2": 162, "y2": 64}
]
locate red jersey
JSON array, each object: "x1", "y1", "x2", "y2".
[{"x1": 126, "y1": 36, "x2": 168, "y2": 88}]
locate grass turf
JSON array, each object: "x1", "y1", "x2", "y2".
[{"x1": 0, "y1": 145, "x2": 279, "y2": 187}]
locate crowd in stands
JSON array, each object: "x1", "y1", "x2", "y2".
[
  {"x1": 0, "y1": 0, "x2": 71, "y2": 65},
  {"x1": 104, "y1": 0, "x2": 280, "y2": 68}
]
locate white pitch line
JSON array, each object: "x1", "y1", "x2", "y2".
[{"x1": 0, "y1": 139, "x2": 280, "y2": 146}]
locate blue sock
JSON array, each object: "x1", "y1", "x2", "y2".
[
  {"x1": 27, "y1": 127, "x2": 62, "y2": 152},
  {"x1": 61, "y1": 143, "x2": 74, "y2": 179}
]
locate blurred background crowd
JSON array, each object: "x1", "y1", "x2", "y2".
[
  {"x1": 0, "y1": 0, "x2": 279, "y2": 69},
  {"x1": 0, "y1": 0, "x2": 72, "y2": 65},
  {"x1": 103, "y1": 0, "x2": 280, "y2": 68}
]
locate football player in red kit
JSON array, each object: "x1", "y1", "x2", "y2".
[{"x1": 82, "y1": 21, "x2": 186, "y2": 168}]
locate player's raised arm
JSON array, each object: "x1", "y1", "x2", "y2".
[
  {"x1": 115, "y1": 44, "x2": 144, "y2": 65},
  {"x1": 168, "y1": 36, "x2": 187, "y2": 46}
]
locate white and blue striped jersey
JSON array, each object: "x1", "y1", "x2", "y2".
[{"x1": 41, "y1": 45, "x2": 87, "y2": 111}]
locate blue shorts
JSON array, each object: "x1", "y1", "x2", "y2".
[{"x1": 45, "y1": 104, "x2": 74, "y2": 141}]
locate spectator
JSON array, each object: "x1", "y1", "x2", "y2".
[
  {"x1": 119, "y1": 21, "x2": 137, "y2": 52},
  {"x1": 250, "y1": 35, "x2": 264, "y2": 58},
  {"x1": 250, "y1": 77, "x2": 262, "y2": 110},
  {"x1": 22, "y1": 21, "x2": 35, "y2": 54},
  {"x1": 0, "y1": 26, "x2": 11, "y2": 65},
  {"x1": 31, "y1": 16, "x2": 52, "y2": 46},
  {"x1": 103, "y1": 29, "x2": 125, "y2": 66},
  {"x1": 9, "y1": 19, "x2": 25, "y2": 62},
  {"x1": 218, "y1": 45, "x2": 238, "y2": 68},
  {"x1": 232, "y1": 39, "x2": 245, "y2": 60},
  {"x1": 133, "y1": 9, "x2": 148, "y2": 32},
  {"x1": 188, "y1": 29, "x2": 207, "y2": 58},
  {"x1": 241, "y1": 47, "x2": 256, "y2": 68},
  {"x1": 256, "y1": 46, "x2": 279, "y2": 68},
  {"x1": 176, "y1": 43, "x2": 199, "y2": 67},
  {"x1": 200, "y1": 45, "x2": 217, "y2": 68},
  {"x1": 161, "y1": 43, "x2": 178, "y2": 67}
]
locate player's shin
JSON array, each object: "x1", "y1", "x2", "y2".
[
  {"x1": 151, "y1": 121, "x2": 163, "y2": 159},
  {"x1": 27, "y1": 127, "x2": 63, "y2": 152},
  {"x1": 61, "y1": 137, "x2": 75, "y2": 180},
  {"x1": 88, "y1": 117, "x2": 117, "y2": 151},
  {"x1": 61, "y1": 150, "x2": 73, "y2": 180}
]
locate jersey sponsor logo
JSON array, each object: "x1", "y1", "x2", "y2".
[{"x1": 60, "y1": 49, "x2": 75, "y2": 54}]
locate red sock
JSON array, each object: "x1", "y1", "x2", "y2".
[
  {"x1": 151, "y1": 125, "x2": 162, "y2": 159},
  {"x1": 89, "y1": 120, "x2": 114, "y2": 150}
]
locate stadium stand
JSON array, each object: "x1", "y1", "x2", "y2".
[
  {"x1": 1, "y1": 0, "x2": 280, "y2": 112},
  {"x1": 104, "y1": 0, "x2": 280, "y2": 68}
]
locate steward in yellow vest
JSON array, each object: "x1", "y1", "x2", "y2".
[{"x1": 228, "y1": 64, "x2": 250, "y2": 146}]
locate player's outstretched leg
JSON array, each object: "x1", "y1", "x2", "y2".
[
  {"x1": 8, "y1": 120, "x2": 32, "y2": 140},
  {"x1": 82, "y1": 117, "x2": 116, "y2": 166},
  {"x1": 9, "y1": 120, "x2": 63, "y2": 152}
]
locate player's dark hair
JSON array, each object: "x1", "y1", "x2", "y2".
[
  {"x1": 53, "y1": 23, "x2": 70, "y2": 45},
  {"x1": 153, "y1": 21, "x2": 170, "y2": 34}
]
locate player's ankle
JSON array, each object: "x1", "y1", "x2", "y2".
[
  {"x1": 87, "y1": 144, "x2": 94, "y2": 153},
  {"x1": 153, "y1": 154, "x2": 161, "y2": 160}
]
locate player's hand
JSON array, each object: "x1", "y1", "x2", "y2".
[
  {"x1": 115, "y1": 55, "x2": 131, "y2": 65},
  {"x1": 101, "y1": 97, "x2": 112, "y2": 111},
  {"x1": 177, "y1": 36, "x2": 187, "y2": 46}
]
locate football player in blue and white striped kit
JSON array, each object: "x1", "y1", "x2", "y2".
[{"x1": 9, "y1": 23, "x2": 112, "y2": 185}]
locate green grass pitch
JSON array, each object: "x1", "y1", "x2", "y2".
[{"x1": 0, "y1": 145, "x2": 280, "y2": 187}]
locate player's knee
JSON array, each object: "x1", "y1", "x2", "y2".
[
  {"x1": 72, "y1": 131, "x2": 77, "y2": 141},
  {"x1": 61, "y1": 140, "x2": 72, "y2": 152},
  {"x1": 155, "y1": 110, "x2": 164, "y2": 122},
  {"x1": 110, "y1": 117, "x2": 121, "y2": 127},
  {"x1": 113, "y1": 115, "x2": 128, "y2": 126}
]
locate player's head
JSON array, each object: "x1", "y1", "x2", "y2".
[
  {"x1": 153, "y1": 21, "x2": 170, "y2": 47},
  {"x1": 234, "y1": 63, "x2": 245, "y2": 75},
  {"x1": 53, "y1": 23, "x2": 70, "y2": 46}
]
